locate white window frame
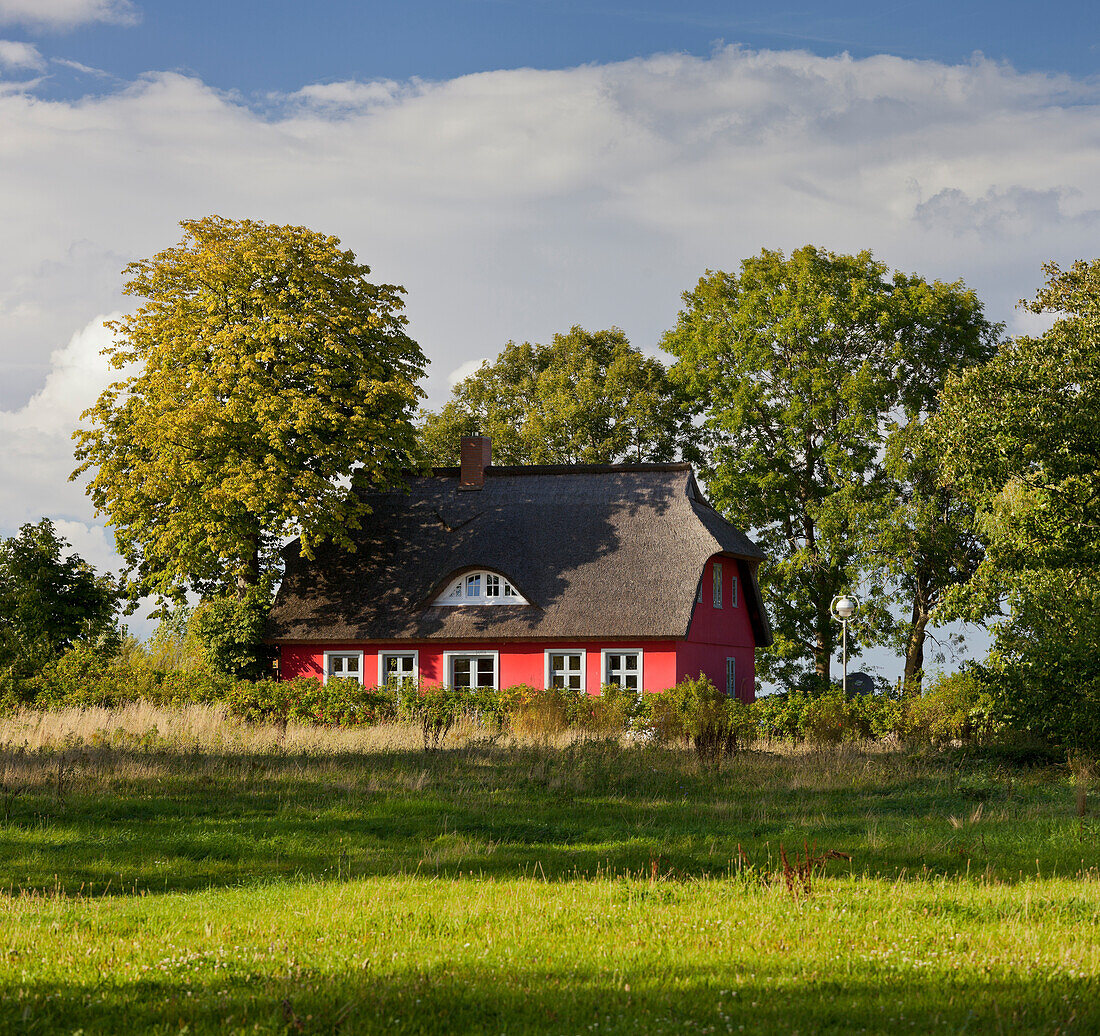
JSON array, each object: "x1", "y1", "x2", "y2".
[
  {"x1": 443, "y1": 650, "x2": 500, "y2": 690},
  {"x1": 731, "y1": 574, "x2": 739, "y2": 607},
  {"x1": 713, "y1": 561, "x2": 723, "y2": 608},
  {"x1": 726, "y1": 657, "x2": 737, "y2": 697},
  {"x1": 543, "y1": 649, "x2": 587, "y2": 692},
  {"x1": 600, "y1": 649, "x2": 644, "y2": 693},
  {"x1": 323, "y1": 649, "x2": 365, "y2": 686},
  {"x1": 433, "y1": 571, "x2": 528, "y2": 606},
  {"x1": 378, "y1": 649, "x2": 419, "y2": 688}
]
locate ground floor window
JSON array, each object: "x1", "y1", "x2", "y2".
[
  {"x1": 602, "y1": 650, "x2": 642, "y2": 692},
  {"x1": 446, "y1": 652, "x2": 498, "y2": 690},
  {"x1": 545, "y1": 649, "x2": 585, "y2": 691},
  {"x1": 726, "y1": 657, "x2": 737, "y2": 697},
  {"x1": 379, "y1": 651, "x2": 418, "y2": 689},
  {"x1": 324, "y1": 650, "x2": 364, "y2": 685}
]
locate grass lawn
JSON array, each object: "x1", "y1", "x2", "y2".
[{"x1": 0, "y1": 704, "x2": 1097, "y2": 1033}]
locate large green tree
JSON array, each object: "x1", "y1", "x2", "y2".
[
  {"x1": 73, "y1": 216, "x2": 427, "y2": 602},
  {"x1": 419, "y1": 326, "x2": 686, "y2": 465},
  {"x1": 664, "y1": 246, "x2": 999, "y2": 689},
  {"x1": 934, "y1": 260, "x2": 1100, "y2": 744},
  {"x1": 0, "y1": 519, "x2": 119, "y2": 677}
]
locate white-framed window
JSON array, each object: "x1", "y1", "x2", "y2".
[
  {"x1": 544, "y1": 649, "x2": 586, "y2": 691},
  {"x1": 444, "y1": 650, "x2": 499, "y2": 690},
  {"x1": 378, "y1": 650, "x2": 419, "y2": 689},
  {"x1": 726, "y1": 657, "x2": 737, "y2": 697},
  {"x1": 601, "y1": 649, "x2": 643, "y2": 692},
  {"x1": 731, "y1": 574, "x2": 739, "y2": 607},
  {"x1": 713, "y1": 561, "x2": 722, "y2": 608},
  {"x1": 433, "y1": 571, "x2": 528, "y2": 606},
  {"x1": 324, "y1": 650, "x2": 364, "y2": 685}
]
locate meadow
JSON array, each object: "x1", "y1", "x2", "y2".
[{"x1": 0, "y1": 704, "x2": 1097, "y2": 1034}]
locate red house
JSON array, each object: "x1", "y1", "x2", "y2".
[{"x1": 267, "y1": 437, "x2": 771, "y2": 699}]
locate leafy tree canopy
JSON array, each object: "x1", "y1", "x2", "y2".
[
  {"x1": 936, "y1": 259, "x2": 1100, "y2": 580},
  {"x1": 419, "y1": 326, "x2": 686, "y2": 465},
  {"x1": 72, "y1": 216, "x2": 428, "y2": 602},
  {"x1": 0, "y1": 519, "x2": 119, "y2": 676},
  {"x1": 932, "y1": 259, "x2": 1100, "y2": 744},
  {"x1": 664, "y1": 246, "x2": 999, "y2": 689}
]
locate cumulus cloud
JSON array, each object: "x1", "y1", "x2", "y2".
[
  {"x1": 446, "y1": 358, "x2": 492, "y2": 388},
  {"x1": 0, "y1": 0, "x2": 138, "y2": 29},
  {"x1": 3, "y1": 45, "x2": 1100, "y2": 648},
  {"x1": 0, "y1": 313, "x2": 123, "y2": 527},
  {"x1": 0, "y1": 39, "x2": 43, "y2": 70}
]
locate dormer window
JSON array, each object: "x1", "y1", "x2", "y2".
[{"x1": 433, "y1": 570, "x2": 529, "y2": 606}]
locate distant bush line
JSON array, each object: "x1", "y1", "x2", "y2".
[{"x1": 0, "y1": 647, "x2": 1014, "y2": 758}]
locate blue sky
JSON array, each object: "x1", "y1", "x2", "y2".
[
  {"x1": 8, "y1": 0, "x2": 1100, "y2": 99},
  {"x1": 0, "y1": 0, "x2": 1097, "y2": 673}
]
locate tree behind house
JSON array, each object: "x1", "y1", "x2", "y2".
[
  {"x1": 664, "y1": 246, "x2": 999, "y2": 690},
  {"x1": 419, "y1": 326, "x2": 687, "y2": 465}
]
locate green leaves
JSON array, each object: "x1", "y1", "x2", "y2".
[
  {"x1": 418, "y1": 326, "x2": 687, "y2": 465},
  {"x1": 0, "y1": 519, "x2": 119, "y2": 678},
  {"x1": 664, "y1": 246, "x2": 999, "y2": 689},
  {"x1": 71, "y1": 215, "x2": 428, "y2": 601}
]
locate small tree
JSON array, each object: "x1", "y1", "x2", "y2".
[
  {"x1": 73, "y1": 216, "x2": 428, "y2": 604},
  {"x1": 0, "y1": 519, "x2": 119, "y2": 678}
]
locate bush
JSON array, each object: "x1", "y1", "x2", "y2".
[
  {"x1": 400, "y1": 684, "x2": 467, "y2": 750},
  {"x1": 648, "y1": 674, "x2": 752, "y2": 766},
  {"x1": 899, "y1": 670, "x2": 995, "y2": 747}
]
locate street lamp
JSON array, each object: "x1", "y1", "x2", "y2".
[{"x1": 830, "y1": 594, "x2": 860, "y2": 695}]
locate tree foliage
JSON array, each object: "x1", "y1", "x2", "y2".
[
  {"x1": 934, "y1": 260, "x2": 1100, "y2": 745},
  {"x1": 72, "y1": 216, "x2": 427, "y2": 602},
  {"x1": 419, "y1": 326, "x2": 686, "y2": 465},
  {"x1": 0, "y1": 519, "x2": 119, "y2": 678},
  {"x1": 936, "y1": 259, "x2": 1100, "y2": 577},
  {"x1": 663, "y1": 246, "x2": 999, "y2": 689},
  {"x1": 872, "y1": 419, "x2": 988, "y2": 694}
]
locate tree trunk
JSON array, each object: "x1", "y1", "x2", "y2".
[
  {"x1": 236, "y1": 530, "x2": 260, "y2": 601},
  {"x1": 814, "y1": 577, "x2": 832, "y2": 689},
  {"x1": 902, "y1": 599, "x2": 930, "y2": 697}
]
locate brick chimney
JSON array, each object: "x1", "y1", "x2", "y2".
[{"x1": 459, "y1": 435, "x2": 491, "y2": 490}]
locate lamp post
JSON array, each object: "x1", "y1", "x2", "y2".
[{"x1": 830, "y1": 594, "x2": 860, "y2": 695}]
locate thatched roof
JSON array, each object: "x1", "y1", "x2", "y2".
[{"x1": 267, "y1": 464, "x2": 771, "y2": 645}]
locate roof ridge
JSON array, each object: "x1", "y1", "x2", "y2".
[{"x1": 423, "y1": 462, "x2": 693, "y2": 477}]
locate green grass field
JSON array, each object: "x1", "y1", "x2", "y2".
[{"x1": 1, "y1": 705, "x2": 1097, "y2": 1034}]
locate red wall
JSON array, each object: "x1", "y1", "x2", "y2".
[
  {"x1": 676, "y1": 554, "x2": 758, "y2": 701},
  {"x1": 279, "y1": 552, "x2": 759, "y2": 699},
  {"x1": 280, "y1": 639, "x2": 679, "y2": 693}
]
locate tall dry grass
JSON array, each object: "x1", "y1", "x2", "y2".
[{"x1": 0, "y1": 702, "x2": 602, "y2": 757}]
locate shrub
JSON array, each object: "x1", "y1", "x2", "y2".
[
  {"x1": 899, "y1": 670, "x2": 995, "y2": 747},
  {"x1": 648, "y1": 674, "x2": 751, "y2": 766},
  {"x1": 400, "y1": 684, "x2": 467, "y2": 750},
  {"x1": 573, "y1": 685, "x2": 639, "y2": 739},
  {"x1": 800, "y1": 687, "x2": 873, "y2": 744},
  {"x1": 187, "y1": 590, "x2": 271, "y2": 679}
]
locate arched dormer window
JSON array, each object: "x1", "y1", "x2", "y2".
[{"x1": 432, "y1": 570, "x2": 529, "y2": 606}]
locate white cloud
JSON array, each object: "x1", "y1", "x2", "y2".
[
  {"x1": 0, "y1": 313, "x2": 123, "y2": 528},
  {"x1": 0, "y1": 39, "x2": 43, "y2": 70},
  {"x1": 3, "y1": 45, "x2": 1100, "y2": 649},
  {"x1": 0, "y1": 0, "x2": 138, "y2": 29},
  {"x1": 447, "y1": 358, "x2": 491, "y2": 388}
]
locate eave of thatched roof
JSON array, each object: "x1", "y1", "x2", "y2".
[{"x1": 267, "y1": 464, "x2": 771, "y2": 645}]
